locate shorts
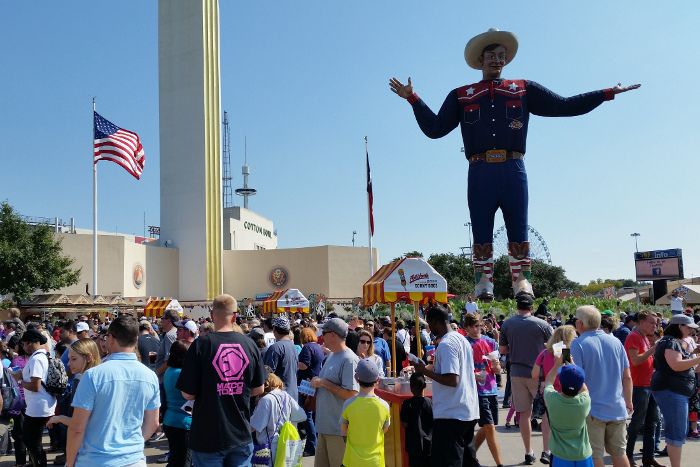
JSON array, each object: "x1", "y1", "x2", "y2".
[
  {"x1": 478, "y1": 395, "x2": 499, "y2": 426},
  {"x1": 550, "y1": 455, "x2": 593, "y2": 467},
  {"x1": 511, "y1": 376, "x2": 539, "y2": 413},
  {"x1": 586, "y1": 415, "x2": 626, "y2": 459}
]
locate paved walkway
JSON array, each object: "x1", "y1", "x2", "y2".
[{"x1": 2, "y1": 408, "x2": 699, "y2": 466}]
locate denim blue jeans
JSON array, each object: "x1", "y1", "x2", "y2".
[
  {"x1": 304, "y1": 409, "x2": 317, "y2": 454},
  {"x1": 653, "y1": 390, "x2": 689, "y2": 447},
  {"x1": 468, "y1": 159, "x2": 528, "y2": 244},
  {"x1": 191, "y1": 442, "x2": 253, "y2": 467},
  {"x1": 626, "y1": 387, "x2": 659, "y2": 458}
]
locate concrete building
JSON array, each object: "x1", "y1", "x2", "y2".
[
  {"x1": 223, "y1": 207, "x2": 277, "y2": 250},
  {"x1": 51, "y1": 231, "x2": 377, "y2": 307}
]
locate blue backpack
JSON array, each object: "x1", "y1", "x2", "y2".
[{"x1": 1, "y1": 367, "x2": 25, "y2": 416}]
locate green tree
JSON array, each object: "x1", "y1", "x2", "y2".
[
  {"x1": 393, "y1": 250, "x2": 424, "y2": 262},
  {"x1": 426, "y1": 253, "x2": 473, "y2": 295},
  {"x1": 0, "y1": 202, "x2": 81, "y2": 304}
]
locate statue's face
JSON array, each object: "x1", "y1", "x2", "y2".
[{"x1": 480, "y1": 45, "x2": 507, "y2": 79}]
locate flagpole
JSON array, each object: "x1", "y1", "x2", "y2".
[
  {"x1": 365, "y1": 136, "x2": 373, "y2": 275},
  {"x1": 92, "y1": 98, "x2": 98, "y2": 297}
]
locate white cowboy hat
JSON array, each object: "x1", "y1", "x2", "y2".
[{"x1": 464, "y1": 28, "x2": 519, "y2": 70}]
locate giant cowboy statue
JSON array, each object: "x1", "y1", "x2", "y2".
[{"x1": 390, "y1": 28, "x2": 639, "y2": 300}]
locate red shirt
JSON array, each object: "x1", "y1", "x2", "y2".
[{"x1": 625, "y1": 330, "x2": 653, "y2": 387}]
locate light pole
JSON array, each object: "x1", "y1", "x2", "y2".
[
  {"x1": 352, "y1": 230, "x2": 357, "y2": 247},
  {"x1": 630, "y1": 232, "x2": 640, "y2": 252},
  {"x1": 464, "y1": 222, "x2": 473, "y2": 259}
]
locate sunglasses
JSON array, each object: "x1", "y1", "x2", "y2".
[{"x1": 359, "y1": 340, "x2": 372, "y2": 344}]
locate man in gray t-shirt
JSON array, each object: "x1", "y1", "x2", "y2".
[
  {"x1": 499, "y1": 294, "x2": 552, "y2": 464},
  {"x1": 311, "y1": 318, "x2": 359, "y2": 467},
  {"x1": 155, "y1": 311, "x2": 179, "y2": 379}
]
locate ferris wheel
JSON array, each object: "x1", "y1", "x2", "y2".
[{"x1": 492, "y1": 225, "x2": 552, "y2": 264}]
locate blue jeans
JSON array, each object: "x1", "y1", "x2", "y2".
[
  {"x1": 304, "y1": 409, "x2": 317, "y2": 453},
  {"x1": 653, "y1": 390, "x2": 688, "y2": 447},
  {"x1": 626, "y1": 387, "x2": 659, "y2": 458},
  {"x1": 191, "y1": 443, "x2": 253, "y2": 467},
  {"x1": 468, "y1": 159, "x2": 528, "y2": 244}
]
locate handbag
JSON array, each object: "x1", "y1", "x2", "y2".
[
  {"x1": 252, "y1": 429, "x2": 273, "y2": 467},
  {"x1": 531, "y1": 362, "x2": 546, "y2": 419}
]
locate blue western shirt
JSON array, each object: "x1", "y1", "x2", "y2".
[
  {"x1": 72, "y1": 352, "x2": 160, "y2": 467},
  {"x1": 409, "y1": 79, "x2": 614, "y2": 157}
]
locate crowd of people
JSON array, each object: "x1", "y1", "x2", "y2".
[{"x1": 0, "y1": 294, "x2": 698, "y2": 467}]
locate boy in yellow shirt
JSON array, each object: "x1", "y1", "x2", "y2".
[{"x1": 340, "y1": 358, "x2": 390, "y2": 467}]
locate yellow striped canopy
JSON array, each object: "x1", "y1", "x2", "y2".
[
  {"x1": 363, "y1": 257, "x2": 448, "y2": 306},
  {"x1": 143, "y1": 299, "x2": 183, "y2": 318},
  {"x1": 262, "y1": 289, "x2": 310, "y2": 315}
]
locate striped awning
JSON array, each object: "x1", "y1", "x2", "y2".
[
  {"x1": 363, "y1": 257, "x2": 448, "y2": 306},
  {"x1": 262, "y1": 289, "x2": 310, "y2": 315},
  {"x1": 143, "y1": 299, "x2": 183, "y2": 318}
]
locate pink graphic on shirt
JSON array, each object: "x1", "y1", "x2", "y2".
[{"x1": 212, "y1": 343, "x2": 249, "y2": 396}]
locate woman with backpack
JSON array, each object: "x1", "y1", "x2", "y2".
[
  {"x1": 13, "y1": 329, "x2": 57, "y2": 467},
  {"x1": 250, "y1": 372, "x2": 306, "y2": 463},
  {"x1": 46, "y1": 339, "x2": 101, "y2": 427}
]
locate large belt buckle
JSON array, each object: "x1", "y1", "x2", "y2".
[{"x1": 485, "y1": 149, "x2": 507, "y2": 163}]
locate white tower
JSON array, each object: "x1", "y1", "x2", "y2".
[
  {"x1": 158, "y1": 0, "x2": 222, "y2": 301},
  {"x1": 235, "y1": 139, "x2": 257, "y2": 209}
]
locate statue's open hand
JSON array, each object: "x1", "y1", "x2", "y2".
[
  {"x1": 612, "y1": 83, "x2": 641, "y2": 94},
  {"x1": 389, "y1": 77, "x2": 413, "y2": 99}
]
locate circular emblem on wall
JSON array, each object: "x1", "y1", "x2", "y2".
[
  {"x1": 133, "y1": 264, "x2": 144, "y2": 289},
  {"x1": 269, "y1": 266, "x2": 289, "y2": 288}
]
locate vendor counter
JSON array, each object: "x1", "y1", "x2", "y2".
[{"x1": 376, "y1": 379, "x2": 433, "y2": 467}]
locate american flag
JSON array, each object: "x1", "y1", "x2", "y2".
[{"x1": 93, "y1": 112, "x2": 145, "y2": 179}]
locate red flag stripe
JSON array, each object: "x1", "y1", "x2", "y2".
[
  {"x1": 94, "y1": 149, "x2": 143, "y2": 177},
  {"x1": 94, "y1": 148, "x2": 142, "y2": 175},
  {"x1": 93, "y1": 155, "x2": 141, "y2": 179}
]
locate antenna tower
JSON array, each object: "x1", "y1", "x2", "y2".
[
  {"x1": 222, "y1": 111, "x2": 233, "y2": 208},
  {"x1": 235, "y1": 137, "x2": 257, "y2": 208}
]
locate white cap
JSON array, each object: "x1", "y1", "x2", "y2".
[{"x1": 76, "y1": 322, "x2": 90, "y2": 333}]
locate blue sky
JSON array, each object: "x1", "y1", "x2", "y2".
[{"x1": 1, "y1": 1, "x2": 698, "y2": 284}]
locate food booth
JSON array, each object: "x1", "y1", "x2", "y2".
[
  {"x1": 262, "y1": 288, "x2": 310, "y2": 316},
  {"x1": 363, "y1": 257, "x2": 448, "y2": 467},
  {"x1": 143, "y1": 298, "x2": 184, "y2": 318}
]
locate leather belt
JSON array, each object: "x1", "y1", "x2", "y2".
[{"x1": 468, "y1": 150, "x2": 524, "y2": 164}]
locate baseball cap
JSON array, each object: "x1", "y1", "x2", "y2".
[
  {"x1": 669, "y1": 314, "x2": 699, "y2": 328},
  {"x1": 558, "y1": 364, "x2": 586, "y2": 396},
  {"x1": 600, "y1": 309, "x2": 614, "y2": 317},
  {"x1": 323, "y1": 318, "x2": 348, "y2": 339},
  {"x1": 76, "y1": 322, "x2": 90, "y2": 333},
  {"x1": 272, "y1": 316, "x2": 291, "y2": 331},
  {"x1": 20, "y1": 329, "x2": 48, "y2": 345},
  {"x1": 175, "y1": 320, "x2": 198, "y2": 334},
  {"x1": 355, "y1": 358, "x2": 381, "y2": 384},
  {"x1": 515, "y1": 293, "x2": 534, "y2": 309}
]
